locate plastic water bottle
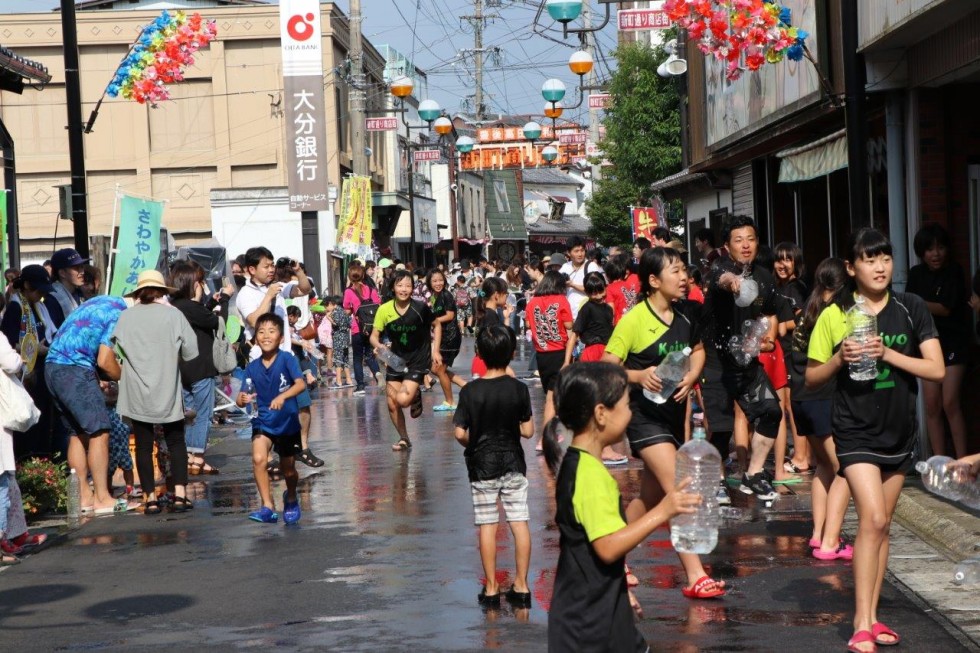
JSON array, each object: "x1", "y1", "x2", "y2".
[
  {"x1": 916, "y1": 456, "x2": 980, "y2": 507},
  {"x1": 671, "y1": 420, "x2": 720, "y2": 554},
  {"x1": 243, "y1": 378, "x2": 256, "y2": 419},
  {"x1": 376, "y1": 347, "x2": 408, "y2": 374},
  {"x1": 67, "y1": 468, "x2": 81, "y2": 528},
  {"x1": 734, "y1": 267, "x2": 758, "y2": 307},
  {"x1": 308, "y1": 347, "x2": 325, "y2": 361},
  {"x1": 728, "y1": 316, "x2": 769, "y2": 366},
  {"x1": 643, "y1": 347, "x2": 692, "y2": 404},
  {"x1": 953, "y1": 558, "x2": 980, "y2": 586},
  {"x1": 846, "y1": 295, "x2": 878, "y2": 381}
]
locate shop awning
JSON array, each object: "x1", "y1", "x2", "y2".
[{"x1": 777, "y1": 129, "x2": 847, "y2": 183}]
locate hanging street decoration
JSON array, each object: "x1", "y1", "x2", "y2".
[
  {"x1": 106, "y1": 10, "x2": 218, "y2": 106},
  {"x1": 663, "y1": 0, "x2": 808, "y2": 81}
]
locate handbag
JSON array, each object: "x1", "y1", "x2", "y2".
[
  {"x1": 0, "y1": 370, "x2": 41, "y2": 432},
  {"x1": 212, "y1": 316, "x2": 238, "y2": 374},
  {"x1": 298, "y1": 320, "x2": 317, "y2": 340}
]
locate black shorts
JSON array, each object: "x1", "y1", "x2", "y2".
[
  {"x1": 536, "y1": 350, "x2": 565, "y2": 393},
  {"x1": 834, "y1": 436, "x2": 917, "y2": 478},
  {"x1": 943, "y1": 347, "x2": 969, "y2": 367},
  {"x1": 626, "y1": 408, "x2": 681, "y2": 456},
  {"x1": 700, "y1": 353, "x2": 782, "y2": 438},
  {"x1": 252, "y1": 431, "x2": 303, "y2": 458},
  {"x1": 792, "y1": 399, "x2": 832, "y2": 437},
  {"x1": 440, "y1": 349, "x2": 460, "y2": 368},
  {"x1": 386, "y1": 369, "x2": 428, "y2": 385}
]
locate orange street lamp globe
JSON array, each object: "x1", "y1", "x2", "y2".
[
  {"x1": 568, "y1": 51, "x2": 593, "y2": 76},
  {"x1": 390, "y1": 75, "x2": 414, "y2": 98},
  {"x1": 544, "y1": 103, "x2": 563, "y2": 119},
  {"x1": 433, "y1": 116, "x2": 453, "y2": 135}
]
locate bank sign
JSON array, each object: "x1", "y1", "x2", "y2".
[{"x1": 280, "y1": 0, "x2": 329, "y2": 211}]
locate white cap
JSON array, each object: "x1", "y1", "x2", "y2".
[{"x1": 682, "y1": 347, "x2": 692, "y2": 356}]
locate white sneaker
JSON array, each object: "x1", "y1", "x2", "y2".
[{"x1": 716, "y1": 485, "x2": 731, "y2": 506}]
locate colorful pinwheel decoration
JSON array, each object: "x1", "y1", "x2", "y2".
[
  {"x1": 663, "y1": 0, "x2": 808, "y2": 81},
  {"x1": 106, "y1": 10, "x2": 217, "y2": 107}
]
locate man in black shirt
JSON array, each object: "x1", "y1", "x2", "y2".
[{"x1": 700, "y1": 216, "x2": 782, "y2": 500}]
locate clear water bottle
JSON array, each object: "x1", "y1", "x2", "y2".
[
  {"x1": 916, "y1": 456, "x2": 980, "y2": 507},
  {"x1": 376, "y1": 347, "x2": 408, "y2": 374},
  {"x1": 308, "y1": 347, "x2": 325, "y2": 361},
  {"x1": 728, "y1": 316, "x2": 770, "y2": 366},
  {"x1": 734, "y1": 267, "x2": 758, "y2": 307},
  {"x1": 243, "y1": 377, "x2": 256, "y2": 419},
  {"x1": 67, "y1": 468, "x2": 81, "y2": 528},
  {"x1": 643, "y1": 347, "x2": 692, "y2": 404},
  {"x1": 846, "y1": 295, "x2": 878, "y2": 381},
  {"x1": 953, "y1": 558, "x2": 980, "y2": 586},
  {"x1": 671, "y1": 420, "x2": 720, "y2": 554}
]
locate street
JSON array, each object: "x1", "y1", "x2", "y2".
[{"x1": 0, "y1": 341, "x2": 975, "y2": 652}]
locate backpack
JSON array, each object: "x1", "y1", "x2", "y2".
[
  {"x1": 352, "y1": 286, "x2": 379, "y2": 335},
  {"x1": 454, "y1": 286, "x2": 470, "y2": 307}
]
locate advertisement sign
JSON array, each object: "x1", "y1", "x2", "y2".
[
  {"x1": 366, "y1": 117, "x2": 398, "y2": 131},
  {"x1": 559, "y1": 132, "x2": 587, "y2": 145},
  {"x1": 336, "y1": 176, "x2": 373, "y2": 259},
  {"x1": 413, "y1": 149, "x2": 441, "y2": 162},
  {"x1": 109, "y1": 194, "x2": 165, "y2": 297},
  {"x1": 618, "y1": 8, "x2": 669, "y2": 31},
  {"x1": 631, "y1": 205, "x2": 664, "y2": 242},
  {"x1": 280, "y1": 0, "x2": 329, "y2": 211},
  {"x1": 588, "y1": 94, "x2": 610, "y2": 109}
]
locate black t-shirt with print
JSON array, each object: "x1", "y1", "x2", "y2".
[
  {"x1": 373, "y1": 299, "x2": 436, "y2": 371},
  {"x1": 430, "y1": 289, "x2": 462, "y2": 351},
  {"x1": 906, "y1": 262, "x2": 972, "y2": 357},
  {"x1": 809, "y1": 292, "x2": 937, "y2": 453},
  {"x1": 702, "y1": 257, "x2": 780, "y2": 367},
  {"x1": 453, "y1": 376, "x2": 532, "y2": 482},
  {"x1": 776, "y1": 278, "x2": 807, "y2": 355},
  {"x1": 572, "y1": 300, "x2": 614, "y2": 346}
]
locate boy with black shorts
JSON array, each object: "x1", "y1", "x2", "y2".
[
  {"x1": 454, "y1": 325, "x2": 534, "y2": 607},
  {"x1": 237, "y1": 313, "x2": 306, "y2": 524}
]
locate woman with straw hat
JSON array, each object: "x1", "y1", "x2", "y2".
[{"x1": 113, "y1": 270, "x2": 199, "y2": 515}]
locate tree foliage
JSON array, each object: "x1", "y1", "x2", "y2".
[{"x1": 587, "y1": 37, "x2": 683, "y2": 247}]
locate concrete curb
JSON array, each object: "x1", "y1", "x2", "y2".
[{"x1": 893, "y1": 482, "x2": 979, "y2": 561}]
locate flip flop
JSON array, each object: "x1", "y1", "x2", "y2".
[
  {"x1": 94, "y1": 499, "x2": 139, "y2": 515},
  {"x1": 871, "y1": 622, "x2": 900, "y2": 646},
  {"x1": 602, "y1": 456, "x2": 629, "y2": 466},
  {"x1": 681, "y1": 576, "x2": 726, "y2": 599},
  {"x1": 847, "y1": 630, "x2": 877, "y2": 653},
  {"x1": 391, "y1": 439, "x2": 412, "y2": 452},
  {"x1": 772, "y1": 477, "x2": 803, "y2": 485},
  {"x1": 410, "y1": 389, "x2": 424, "y2": 418}
]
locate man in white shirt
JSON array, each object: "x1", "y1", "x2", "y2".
[
  {"x1": 235, "y1": 247, "x2": 312, "y2": 361},
  {"x1": 558, "y1": 236, "x2": 602, "y2": 319}
]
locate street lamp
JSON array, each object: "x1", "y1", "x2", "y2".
[
  {"x1": 455, "y1": 135, "x2": 475, "y2": 153},
  {"x1": 541, "y1": 78, "x2": 566, "y2": 104},
  {"x1": 546, "y1": 0, "x2": 582, "y2": 23},
  {"x1": 568, "y1": 50, "x2": 593, "y2": 76},
  {"x1": 541, "y1": 145, "x2": 559, "y2": 164},
  {"x1": 522, "y1": 121, "x2": 542, "y2": 141},
  {"x1": 433, "y1": 116, "x2": 453, "y2": 136}
]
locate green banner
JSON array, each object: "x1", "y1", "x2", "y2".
[
  {"x1": 0, "y1": 190, "x2": 7, "y2": 274},
  {"x1": 109, "y1": 194, "x2": 164, "y2": 297}
]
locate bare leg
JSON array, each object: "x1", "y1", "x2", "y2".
[
  {"x1": 386, "y1": 381, "x2": 409, "y2": 442},
  {"x1": 281, "y1": 456, "x2": 299, "y2": 503},
  {"x1": 86, "y1": 433, "x2": 114, "y2": 509},
  {"x1": 733, "y1": 405, "x2": 749, "y2": 475},
  {"x1": 432, "y1": 359, "x2": 454, "y2": 405},
  {"x1": 922, "y1": 379, "x2": 946, "y2": 456},
  {"x1": 807, "y1": 435, "x2": 831, "y2": 543},
  {"x1": 817, "y1": 437, "x2": 850, "y2": 552},
  {"x1": 771, "y1": 398, "x2": 793, "y2": 482},
  {"x1": 251, "y1": 436, "x2": 275, "y2": 510},
  {"x1": 68, "y1": 434, "x2": 94, "y2": 508},
  {"x1": 942, "y1": 365, "x2": 968, "y2": 458},
  {"x1": 479, "y1": 523, "x2": 499, "y2": 595},
  {"x1": 745, "y1": 431, "x2": 775, "y2": 478},
  {"x1": 534, "y1": 389, "x2": 556, "y2": 451},
  {"x1": 299, "y1": 407, "x2": 312, "y2": 450},
  {"x1": 509, "y1": 520, "x2": 531, "y2": 593}
]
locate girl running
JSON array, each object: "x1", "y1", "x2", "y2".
[
  {"x1": 427, "y1": 269, "x2": 466, "y2": 412},
  {"x1": 471, "y1": 276, "x2": 513, "y2": 379},
  {"x1": 370, "y1": 270, "x2": 442, "y2": 452},
  {"x1": 806, "y1": 228, "x2": 943, "y2": 652},
  {"x1": 774, "y1": 241, "x2": 811, "y2": 474},
  {"x1": 525, "y1": 271, "x2": 573, "y2": 448},
  {"x1": 791, "y1": 258, "x2": 853, "y2": 561},
  {"x1": 601, "y1": 246, "x2": 726, "y2": 600},
  {"x1": 565, "y1": 272, "x2": 613, "y2": 364},
  {"x1": 543, "y1": 363, "x2": 699, "y2": 651}
]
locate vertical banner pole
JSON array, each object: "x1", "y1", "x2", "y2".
[{"x1": 104, "y1": 186, "x2": 120, "y2": 294}]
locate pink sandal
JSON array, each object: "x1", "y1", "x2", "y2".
[
  {"x1": 681, "y1": 575, "x2": 726, "y2": 599},
  {"x1": 871, "y1": 622, "x2": 900, "y2": 646},
  {"x1": 847, "y1": 630, "x2": 877, "y2": 653}
]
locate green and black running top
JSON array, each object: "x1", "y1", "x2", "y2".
[
  {"x1": 430, "y1": 288, "x2": 462, "y2": 352},
  {"x1": 373, "y1": 298, "x2": 436, "y2": 372},
  {"x1": 605, "y1": 297, "x2": 702, "y2": 429},
  {"x1": 548, "y1": 447, "x2": 647, "y2": 653},
  {"x1": 808, "y1": 292, "x2": 936, "y2": 457}
]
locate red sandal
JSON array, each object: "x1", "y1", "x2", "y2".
[
  {"x1": 847, "y1": 630, "x2": 877, "y2": 653},
  {"x1": 871, "y1": 622, "x2": 900, "y2": 646},
  {"x1": 681, "y1": 575, "x2": 726, "y2": 599}
]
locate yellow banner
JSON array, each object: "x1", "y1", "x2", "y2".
[{"x1": 337, "y1": 175, "x2": 372, "y2": 258}]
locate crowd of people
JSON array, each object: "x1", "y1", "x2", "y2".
[{"x1": 2, "y1": 219, "x2": 980, "y2": 653}]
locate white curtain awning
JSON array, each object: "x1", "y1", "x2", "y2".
[{"x1": 777, "y1": 129, "x2": 847, "y2": 183}]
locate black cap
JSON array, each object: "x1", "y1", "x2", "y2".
[
  {"x1": 19, "y1": 264, "x2": 54, "y2": 294},
  {"x1": 51, "y1": 248, "x2": 90, "y2": 271}
]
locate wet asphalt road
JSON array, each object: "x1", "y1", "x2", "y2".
[{"x1": 0, "y1": 340, "x2": 973, "y2": 652}]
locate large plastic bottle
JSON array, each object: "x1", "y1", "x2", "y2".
[
  {"x1": 734, "y1": 267, "x2": 758, "y2": 307},
  {"x1": 643, "y1": 347, "x2": 692, "y2": 404},
  {"x1": 67, "y1": 468, "x2": 81, "y2": 528},
  {"x1": 671, "y1": 420, "x2": 720, "y2": 554},
  {"x1": 376, "y1": 347, "x2": 408, "y2": 374},
  {"x1": 243, "y1": 378, "x2": 256, "y2": 419},
  {"x1": 728, "y1": 316, "x2": 770, "y2": 366},
  {"x1": 953, "y1": 558, "x2": 980, "y2": 586},
  {"x1": 846, "y1": 295, "x2": 878, "y2": 381},
  {"x1": 915, "y1": 456, "x2": 980, "y2": 508}
]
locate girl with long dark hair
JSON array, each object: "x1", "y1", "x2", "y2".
[{"x1": 426, "y1": 269, "x2": 466, "y2": 411}]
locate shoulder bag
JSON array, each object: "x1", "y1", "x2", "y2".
[
  {"x1": 212, "y1": 316, "x2": 238, "y2": 374},
  {"x1": 0, "y1": 370, "x2": 40, "y2": 432}
]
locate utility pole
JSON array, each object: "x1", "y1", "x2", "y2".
[
  {"x1": 60, "y1": 0, "x2": 90, "y2": 257},
  {"x1": 349, "y1": 0, "x2": 368, "y2": 177},
  {"x1": 583, "y1": 0, "x2": 602, "y2": 183},
  {"x1": 462, "y1": 0, "x2": 498, "y2": 120}
]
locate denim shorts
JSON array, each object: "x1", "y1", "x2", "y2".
[
  {"x1": 296, "y1": 386, "x2": 312, "y2": 409},
  {"x1": 45, "y1": 363, "x2": 112, "y2": 437}
]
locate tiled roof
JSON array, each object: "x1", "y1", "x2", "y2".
[{"x1": 521, "y1": 168, "x2": 584, "y2": 187}]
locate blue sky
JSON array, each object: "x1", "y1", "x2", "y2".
[{"x1": 0, "y1": 0, "x2": 621, "y2": 120}]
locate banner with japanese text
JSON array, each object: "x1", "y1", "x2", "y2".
[
  {"x1": 280, "y1": 0, "x2": 329, "y2": 212},
  {"x1": 109, "y1": 194, "x2": 164, "y2": 297},
  {"x1": 336, "y1": 175, "x2": 372, "y2": 259},
  {"x1": 631, "y1": 204, "x2": 664, "y2": 241}
]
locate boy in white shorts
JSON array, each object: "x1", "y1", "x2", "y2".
[{"x1": 454, "y1": 325, "x2": 534, "y2": 608}]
